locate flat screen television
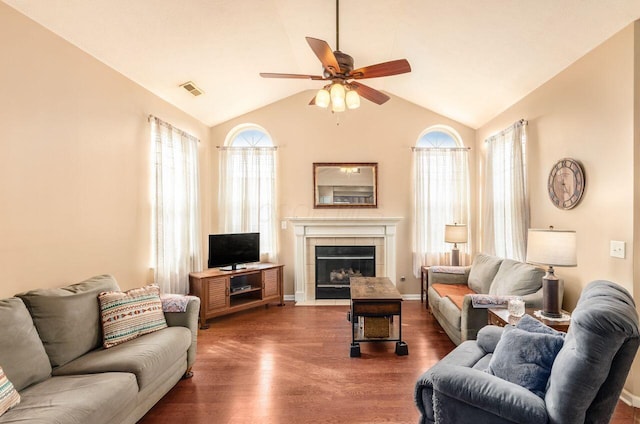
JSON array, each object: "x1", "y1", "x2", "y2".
[{"x1": 208, "y1": 232, "x2": 260, "y2": 270}]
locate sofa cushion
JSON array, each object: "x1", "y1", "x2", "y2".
[
  {"x1": 0, "y1": 373, "x2": 137, "y2": 424},
  {"x1": 53, "y1": 326, "x2": 190, "y2": 390},
  {"x1": 486, "y1": 326, "x2": 564, "y2": 397},
  {"x1": 468, "y1": 254, "x2": 503, "y2": 294},
  {"x1": 0, "y1": 366, "x2": 20, "y2": 417},
  {"x1": 16, "y1": 275, "x2": 121, "y2": 367},
  {"x1": 0, "y1": 298, "x2": 51, "y2": 391},
  {"x1": 489, "y1": 259, "x2": 544, "y2": 296},
  {"x1": 99, "y1": 285, "x2": 167, "y2": 348},
  {"x1": 432, "y1": 284, "x2": 476, "y2": 310}
]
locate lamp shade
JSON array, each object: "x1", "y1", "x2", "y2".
[
  {"x1": 526, "y1": 228, "x2": 577, "y2": 267},
  {"x1": 445, "y1": 224, "x2": 468, "y2": 244}
]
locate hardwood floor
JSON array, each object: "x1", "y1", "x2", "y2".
[{"x1": 139, "y1": 301, "x2": 634, "y2": 423}]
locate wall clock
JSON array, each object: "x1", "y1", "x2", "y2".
[{"x1": 548, "y1": 158, "x2": 585, "y2": 210}]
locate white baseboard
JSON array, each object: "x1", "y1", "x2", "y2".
[
  {"x1": 402, "y1": 294, "x2": 422, "y2": 301},
  {"x1": 620, "y1": 388, "x2": 638, "y2": 407},
  {"x1": 283, "y1": 294, "x2": 295, "y2": 302}
]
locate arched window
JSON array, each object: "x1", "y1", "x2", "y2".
[
  {"x1": 225, "y1": 124, "x2": 274, "y2": 147},
  {"x1": 219, "y1": 124, "x2": 277, "y2": 262},
  {"x1": 416, "y1": 127, "x2": 460, "y2": 148},
  {"x1": 413, "y1": 125, "x2": 470, "y2": 273}
]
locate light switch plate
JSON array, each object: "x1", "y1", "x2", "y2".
[{"x1": 610, "y1": 240, "x2": 625, "y2": 259}]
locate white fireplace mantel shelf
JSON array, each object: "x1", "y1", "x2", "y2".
[{"x1": 287, "y1": 216, "x2": 403, "y2": 303}]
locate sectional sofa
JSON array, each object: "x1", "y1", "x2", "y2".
[{"x1": 0, "y1": 274, "x2": 200, "y2": 423}]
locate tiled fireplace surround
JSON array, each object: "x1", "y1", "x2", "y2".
[{"x1": 288, "y1": 217, "x2": 401, "y2": 305}]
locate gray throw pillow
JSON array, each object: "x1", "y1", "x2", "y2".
[
  {"x1": 486, "y1": 326, "x2": 564, "y2": 397},
  {"x1": 516, "y1": 314, "x2": 565, "y2": 337}
]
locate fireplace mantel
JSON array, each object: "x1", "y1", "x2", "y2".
[{"x1": 287, "y1": 217, "x2": 402, "y2": 303}]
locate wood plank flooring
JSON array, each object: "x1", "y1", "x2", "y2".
[{"x1": 139, "y1": 301, "x2": 634, "y2": 423}]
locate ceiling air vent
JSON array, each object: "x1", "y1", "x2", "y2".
[{"x1": 180, "y1": 81, "x2": 203, "y2": 96}]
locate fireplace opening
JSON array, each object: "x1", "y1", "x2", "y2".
[{"x1": 315, "y1": 245, "x2": 375, "y2": 299}]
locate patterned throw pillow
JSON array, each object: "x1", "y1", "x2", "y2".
[
  {"x1": 0, "y1": 366, "x2": 20, "y2": 417},
  {"x1": 99, "y1": 285, "x2": 167, "y2": 348}
]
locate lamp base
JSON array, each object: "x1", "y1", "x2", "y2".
[
  {"x1": 451, "y1": 247, "x2": 460, "y2": 266},
  {"x1": 542, "y1": 268, "x2": 562, "y2": 318}
]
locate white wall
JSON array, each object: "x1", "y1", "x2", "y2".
[
  {"x1": 0, "y1": 3, "x2": 210, "y2": 297},
  {"x1": 210, "y1": 91, "x2": 476, "y2": 296}
]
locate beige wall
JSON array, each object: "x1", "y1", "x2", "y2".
[
  {"x1": 210, "y1": 91, "x2": 475, "y2": 296},
  {"x1": 477, "y1": 23, "x2": 639, "y2": 397},
  {"x1": 0, "y1": 3, "x2": 210, "y2": 297}
]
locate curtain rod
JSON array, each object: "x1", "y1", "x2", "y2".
[
  {"x1": 148, "y1": 114, "x2": 200, "y2": 142},
  {"x1": 216, "y1": 145, "x2": 278, "y2": 151},
  {"x1": 484, "y1": 118, "x2": 528, "y2": 142},
  {"x1": 411, "y1": 146, "x2": 471, "y2": 151}
]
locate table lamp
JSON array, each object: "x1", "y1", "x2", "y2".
[
  {"x1": 525, "y1": 227, "x2": 577, "y2": 318},
  {"x1": 445, "y1": 223, "x2": 467, "y2": 266}
]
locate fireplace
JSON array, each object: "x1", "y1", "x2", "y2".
[{"x1": 315, "y1": 245, "x2": 375, "y2": 299}]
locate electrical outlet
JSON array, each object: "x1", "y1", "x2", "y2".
[{"x1": 610, "y1": 240, "x2": 625, "y2": 259}]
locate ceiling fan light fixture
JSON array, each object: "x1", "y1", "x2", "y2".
[
  {"x1": 330, "y1": 82, "x2": 346, "y2": 104},
  {"x1": 346, "y1": 89, "x2": 360, "y2": 109},
  {"x1": 315, "y1": 88, "x2": 330, "y2": 108},
  {"x1": 331, "y1": 101, "x2": 346, "y2": 113}
]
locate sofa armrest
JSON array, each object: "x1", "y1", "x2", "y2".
[
  {"x1": 164, "y1": 297, "x2": 200, "y2": 375},
  {"x1": 430, "y1": 365, "x2": 548, "y2": 424},
  {"x1": 521, "y1": 287, "x2": 543, "y2": 309},
  {"x1": 428, "y1": 266, "x2": 471, "y2": 286},
  {"x1": 460, "y1": 295, "x2": 490, "y2": 342}
]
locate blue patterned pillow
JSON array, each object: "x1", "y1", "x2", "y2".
[
  {"x1": 0, "y1": 366, "x2": 20, "y2": 416},
  {"x1": 486, "y1": 327, "x2": 564, "y2": 397},
  {"x1": 99, "y1": 285, "x2": 167, "y2": 348}
]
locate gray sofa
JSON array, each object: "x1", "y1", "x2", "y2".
[
  {"x1": 428, "y1": 253, "x2": 550, "y2": 345},
  {"x1": 0, "y1": 274, "x2": 200, "y2": 424},
  {"x1": 415, "y1": 280, "x2": 640, "y2": 424}
]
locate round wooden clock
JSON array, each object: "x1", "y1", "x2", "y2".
[{"x1": 548, "y1": 158, "x2": 585, "y2": 210}]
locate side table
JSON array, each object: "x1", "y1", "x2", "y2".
[
  {"x1": 420, "y1": 266, "x2": 430, "y2": 308},
  {"x1": 488, "y1": 307, "x2": 571, "y2": 332}
]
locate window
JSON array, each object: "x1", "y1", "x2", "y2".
[
  {"x1": 150, "y1": 116, "x2": 202, "y2": 294},
  {"x1": 413, "y1": 126, "x2": 470, "y2": 275},
  {"x1": 482, "y1": 120, "x2": 528, "y2": 261},
  {"x1": 218, "y1": 124, "x2": 277, "y2": 262}
]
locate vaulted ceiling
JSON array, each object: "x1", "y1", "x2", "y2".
[{"x1": 4, "y1": 0, "x2": 640, "y2": 128}]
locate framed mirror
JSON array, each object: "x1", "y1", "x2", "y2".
[{"x1": 313, "y1": 162, "x2": 378, "y2": 208}]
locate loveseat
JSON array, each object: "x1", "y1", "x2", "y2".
[
  {"x1": 427, "y1": 253, "x2": 551, "y2": 345},
  {"x1": 0, "y1": 274, "x2": 200, "y2": 424},
  {"x1": 415, "y1": 280, "x2": 639, "y2": 424}
]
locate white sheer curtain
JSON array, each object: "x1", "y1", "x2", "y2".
[
  {"x1": 150, "y1": 116, "x2": 202, "y2": 294},
  {"x1": 218, "y1": 147, "x2": 277, "y2": 262},
  {"x1": 482, "y1": 119, "x2": 529, "y2": 261},
  {"x1": 413, "y1": 147, "x2": 470, "y2": 276}
]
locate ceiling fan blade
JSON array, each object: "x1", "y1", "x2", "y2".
[
  {"x1": 348, "y1": 59, "x2": 411, "y2": 79},
  {"x1": 309, "y1": 96, "x2": 316, "y2": 106},
  {"x1": 260, "y1": 72, "x2": 325, "y2": 80},
  {"x1": 306, "y1": 37, "x2": 340, "y2": 75},
  {"x1": 349, "y1": 81, "x2": 390, "y2": 105}
]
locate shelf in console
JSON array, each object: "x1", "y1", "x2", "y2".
[{"x1": 229, "y1": 287, "x2": 261, "y2": 296}]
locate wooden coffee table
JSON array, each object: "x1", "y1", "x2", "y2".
[
  {"x1": 488, "y1": 307, "x2": 571, "y2": 332},
  {"x1": 349, "y1": 277, "x2": 408, "y2": 357}
]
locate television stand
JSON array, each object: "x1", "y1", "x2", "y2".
[{"x1": 189, "y1": 263, "x2": 284, "y2": 329}]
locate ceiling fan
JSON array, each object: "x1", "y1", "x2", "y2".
[{"x1": 259, "y1": 0, "x2": 411, "y2": 112}]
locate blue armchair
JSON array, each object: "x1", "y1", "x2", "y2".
[{"x1": 415, "y1": 280, "x2": 639, "y2": 424}]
